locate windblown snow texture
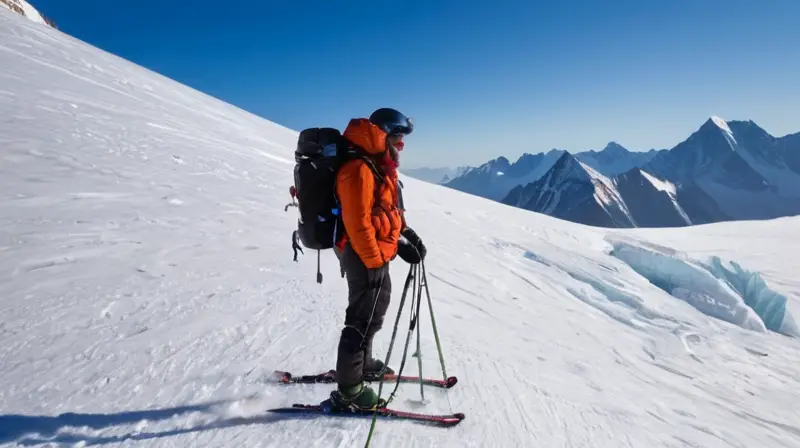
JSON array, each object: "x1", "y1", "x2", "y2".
[{"x1": 2, "y1": 8, "x2": 800, "y2": 448}]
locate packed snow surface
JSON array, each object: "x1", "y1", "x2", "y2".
[{"x1": 2, "y1": 9, "x2": 800, "y2": 447}]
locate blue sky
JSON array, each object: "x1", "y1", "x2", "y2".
[{"x1": 31, "y1": 0, "x2": 800, "y2": 168}]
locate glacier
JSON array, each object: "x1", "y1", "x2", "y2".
[
  {"x1": 608, "y1": 239, "x2": 799, "y2": 337},
  {"x1": 703, "y1": 256, "x2": 798, "y2": 336}
]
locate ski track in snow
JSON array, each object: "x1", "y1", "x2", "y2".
[{"x1": 2, "y1": 9, "x2": 800, "y2": 448}]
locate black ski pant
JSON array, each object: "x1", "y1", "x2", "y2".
[{"x1": 335, "y1": 242, "x2": 392, "y2": 389}]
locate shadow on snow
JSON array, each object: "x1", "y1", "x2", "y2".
[{"x1": 0, "y1": 399, "x2": 314, "y2": 446}]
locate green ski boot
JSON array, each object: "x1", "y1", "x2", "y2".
[{"x1": 328, "y1": 383, "x2": 386, "y2": 411}]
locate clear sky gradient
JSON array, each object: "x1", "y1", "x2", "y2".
[{"x1": 30, "y1": 0, "x2": 800, "y2": 168}]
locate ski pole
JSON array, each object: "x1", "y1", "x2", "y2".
[
  {"x1": 414, "y1": 267, "x2": 425, "y2": 401},
  {"x1": 365, "y1": 265, "x2": 414, "y2": 448},
  {"x1": 366, "y1": 266, "x2": 421, "y2": 448},
  {"x1": 422, "y1": 260, "x2": 448, "y2": 380},
  {"x1": 381, "y1": 265, "x2": 422, "y2": 407}
]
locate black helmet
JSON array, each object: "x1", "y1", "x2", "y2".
[{"x1": 369, "y1": 108, "x2": 414, "y2": 135}]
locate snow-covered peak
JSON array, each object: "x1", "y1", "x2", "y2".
[
  {"x1": 647, "y1": 116, "x2": 750, "y2": 179},
  {"x1": 710, "y1": 115, "x2": 732, "y2": 134},
  {"x1": 549, "y1": 152, "x2": 593, "y2": 183},
  {"x1": 696, "y1": 116, "x2": 738, "y2": 149},
  {"x1": 0, "y1": 0, "x2": 52, "y2": 27},
  {"x1": 480, "y1": 156, "x2": 511, "y2": 172},
  {"x1": 549, "y1": 153, "x2": 619, "y2": 194},
  {"x1": 601, "y1": 141, "x2": 628, "y2": 155},
  {"x1": 506, "y1": 152, "x2": 634, "y2": 225}
]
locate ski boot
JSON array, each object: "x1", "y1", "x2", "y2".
[{"x1": 324, "y1": 382, "x2": 386, "y2": 412}]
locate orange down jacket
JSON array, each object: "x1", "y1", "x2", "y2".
[{"x1": 336, "y1": 118, "x2": 404, "y2": 269}]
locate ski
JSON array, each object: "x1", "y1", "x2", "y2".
[
  {"x1": 274, "y1": 369, "x2": 458, "y2": 389},
  {"x1": 267, "y1": 402, "x2": 465, "y2": 427}
]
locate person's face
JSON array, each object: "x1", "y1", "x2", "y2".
[{"x1": 387, "y1": 133, "x2": 405, "y2": 152}]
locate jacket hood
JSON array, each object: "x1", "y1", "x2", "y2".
[{"x1": 343, "y1": 118, "x2": 387, "y2": 155}]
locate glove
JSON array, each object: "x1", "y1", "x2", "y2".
[
  {"x1": 366, "y1": 267, "x2": 386, "y2": 290},
  {"x1": 397, "y1": 240, "x2": 421, "y2": 264},
  {"x1": 401, "y1": 227, "x2": 426, "y2": 261}
]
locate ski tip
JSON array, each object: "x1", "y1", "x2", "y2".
[
  {"x1": 434, "y1": 412, "x2": 465, "y2": 427},
  {"x1": 445, "y1": 376, "x2": 458, "y2": 388}
]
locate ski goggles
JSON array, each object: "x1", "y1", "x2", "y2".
[{"x1": 386, "y1": 116, "x2": 414, "y2": 136}]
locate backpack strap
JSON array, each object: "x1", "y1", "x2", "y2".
[
  {"x1": 338, "y1": 144, "x2": 385, "y2": 210},
  {"x1": 342, "y1": 145, "x2": 384, "y2": 183}
]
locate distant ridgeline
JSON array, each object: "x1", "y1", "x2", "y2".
[{"x1": 442, "y1": 117, "x2": 800, "y2": 229}]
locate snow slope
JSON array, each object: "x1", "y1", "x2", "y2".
[{"x1": 2, "y1": 9, "x2": 800, "y2": 448}]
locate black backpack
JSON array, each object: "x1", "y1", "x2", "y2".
[{"x1": 288, "y1": 127, "x2": 382, "y2": 283}]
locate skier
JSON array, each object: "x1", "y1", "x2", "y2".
[{"x1": 329, "y1": 107, "x2": 427, "y2": 410}]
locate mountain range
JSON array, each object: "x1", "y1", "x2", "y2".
[
  {"x1": 444, "y1": 117, "x2": 800, "y2": 228},
  {"x1": 437, "y1": 143, "x2": 666, "y2": 202}
]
